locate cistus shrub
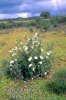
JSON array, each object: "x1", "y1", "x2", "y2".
[
  {"x1": 48, "y1": 68, "x2": 66, "y2": 94},
  {"x1": 4, "y1": 33, "x2": 53, "y2": 80}
]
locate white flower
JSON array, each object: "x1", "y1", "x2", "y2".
[
  {"x1": 10, "y1": 64, "x2": 12, "y2": 67},
  {"x1": 24, "y1": 46, "x2": 28, "y2": 51},
  {"x1": 12, "y1": 53, "x2": 17, "y2": 57},
  {"x1": 33, "y1": 41, "x2": 35, "y2": 44},
  {"x1": 20, "y1": 42, "x2": 23, "y2": 45},
  {"x1": 34, "y1": 33, "x2": 38, "y2": 38},
  {"x1": 49, "y1": 51, "x2": 52, "y2": 53},
  {"x1": 40, "y1": 56, "x2": 43, "y2": 60},
  {"x1": 12, "y1": 48, "x2": 14, "y2": 52},
  {"x1": 28, "y1": 64, "x2": 32, "y2": 68},
  {"x1": 47, "y1": 52, "x2": 50, "y2": 55},
  {"x1": 41, "y1": 48, "x2": 43, "y2": 52},
  {"x1": 14, "y1": 59, "x2": 17, "y2": 61},
  {"x1": 34, "y1": 56, "x2": 38, "y2": 60},
  {"x1": 28, "y1": 57, "x2": 32, "y2": 61},
  {"x1": 32, "y1": 68, "x2": 35, "y2": 71},
  {"x1": 44, "y1": 72, "x2": 47, "y2": 75},
  {"x1": 10, "y1": 60, "x2": 14, "y2": 64},
  {"x1": 32, "y1": 78, "x2": 33, "y2": 80},
  {"x1": 39, "y1": 61, "x2": 42, "y2": 65},
  {"x1": 27, "y1": 38, "x2": 30, "y2": 41}
]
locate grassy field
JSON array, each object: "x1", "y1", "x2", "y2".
[{"x1": 0, "y1": 26, "x2": 66, "y2": 100}]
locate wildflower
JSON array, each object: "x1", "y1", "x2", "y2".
[
  {"x1": 33, "y1": 41, "x2": 35, "y2": 44},
  {"x1": 28, "y1": 57, "x2": 32, "y2": 61},
  {"x1": 27, "y1": 38, "x2": 30, "y2": 41},
  {"x1": 34, "y1": 56, "x2": 38, "y2": 60},
  {"x1": 14, "y1": 59, "x2": 17, "y2": 61},
  {"x1": 12, "y1": 48, "x2": 14, "y2": 52},
  {"x1": 34, "y1": 33, "x2": 38, "y2": 38},
  {"x1": 24, "y1": 46, "x2": 28, "y2": 51},
  {"x1": 12, "y1": 53, "x2": 17, "y2": 57},
  {"x1": 49, "y1": 51, "x2": 52, "y2": 53},
  {"x1": 41, "y1": 48, "x2": 43, "y2": 52},
  {"x1": 47, "y1": 52, "x2": 50, "y2": 55},
  {"x1": 20, "y1": 42, "x2": 23, "y2": 45},
  {"x1": 32, "y1": 68, "x2": 35, "y2": 71},
  {"x1": 44, "y1": 72, "x2": 47, "y2": 75},
  {"x1": 32, "y1": 78, "x2": 33, "y2": 80},
  {"x1": 28, "y1": 64, "x2": 32, "y2": 68},
  {"x1": 40, "y1": 56, "x2": 43, "y2": 60},
  {"x1": 10, "y1": 64, "x2": 12, "y2": 67},
  {"x1": 10, "y1": 60, "x2": 14, "y2": 64},
  {"x1": 39, "y1": 61, "x2": 42, "y2": 65}
]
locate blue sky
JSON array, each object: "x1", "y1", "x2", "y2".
[{"x1": 0, "y1": 0, "x2": 66, "y2": 19}]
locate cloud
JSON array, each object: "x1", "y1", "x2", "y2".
[
  {"x1": 0, "y1": 0, "x2": 66, "y2": 19},
  {"x1": 0, "y1": 13, "x2": 31, "y2": 19}
]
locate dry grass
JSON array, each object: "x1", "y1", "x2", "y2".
[
  {"x1": 0, "y1": 26, "x2": 66, "y2": 69},
  {"x1": 0, "y1": 28, "x2": 35, "y2": 60}
]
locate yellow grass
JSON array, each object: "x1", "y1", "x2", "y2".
[{"x1": 0, "y1": 28, "x2": 34, "y2": 60}]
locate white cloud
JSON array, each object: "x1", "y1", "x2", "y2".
[
  {"x1": 0, "y1": 13, "x2": 31, "y2": 19},
  {"x1": 16, "y1": 12, "x2": 31, "y2": 18},
  {"x1": 51, "y1": 0, "x2": 63, "y2": 10}
]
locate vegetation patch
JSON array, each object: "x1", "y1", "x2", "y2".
[
  {"x1": 48, "y1": 68, "x2": 66, "y2": 94},
  {"x1": 3, "y1": 33, "x2": 53, "y2": 80}
]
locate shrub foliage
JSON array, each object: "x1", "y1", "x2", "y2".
[
  {"x1": 4, "y1": 33, "x2": 53, "y2": 80},
  {"x1": 48, "y1": 68, "x2": 66, "y2": 94}
]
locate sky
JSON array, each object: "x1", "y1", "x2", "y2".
[{"x1": 0, "y1": 0, "x2": 66, "y2": 19}]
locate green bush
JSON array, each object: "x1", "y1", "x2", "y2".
[
  {"x1": 48, "y1": 68, "x2": 66, "y2": 94},
  {"x1": 41, "y1": 20, "x2": 51, "y2": 31},
  {"x1": 50, "y1": 17, "x2": 59, "y2": 27},
  {"x1": 29, "y1": 27, "x2": 33, "y2": 32},
  {"x1": 40, "y1": 11, "x2": 50, "y2": 19},
  {"x1": 35, "y1": 17, "x2": 51, "y2": 31},
  {"x1": 4, "y1": 33, "x2": 53, "y2": 80}
]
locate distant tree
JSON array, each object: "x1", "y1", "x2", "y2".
[{"x1": 40, "y1": 11, "x2": 50, "y2": 19}]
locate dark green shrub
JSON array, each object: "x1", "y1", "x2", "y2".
[
  {"x1": 48, "y1": 68, "x2": 66, "y2": 94},
  {"x1": 40, "y1": 11, "x2": 50, "y2": 19}
]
